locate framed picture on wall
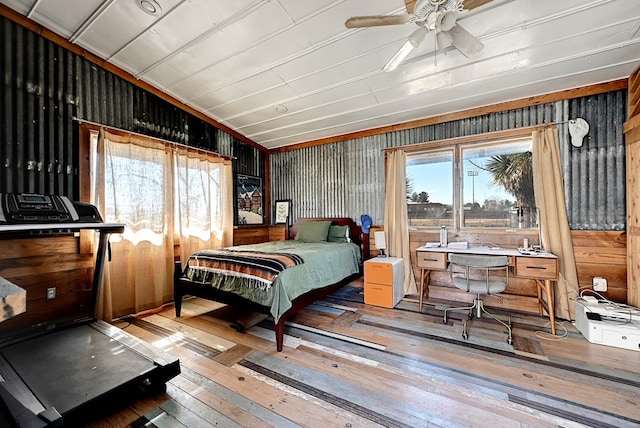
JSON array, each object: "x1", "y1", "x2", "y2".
[
  {"x1": 274, "y1": 200, "x2": 291, "y2": 224},
  {"x1": 236, "y1": 174, "x2": 264, "y2": 225}
]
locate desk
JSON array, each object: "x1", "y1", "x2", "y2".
[{"x1": 416, "y1": 245, "x2": 559, "y2": 335}]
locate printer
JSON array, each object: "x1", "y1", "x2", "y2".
[{"x1": 575, "y1": 297, "x2": 640, "y2": 352}]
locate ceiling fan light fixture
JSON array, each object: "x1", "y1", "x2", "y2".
[
  {"x1": 136, "y1": 0, "x2": 162, "y2": 16},
  {"x1": 437, "y1": 10, "x2": 457, "y2": 32},
  {"x1": 408, "y1": 26, "x2": 429, "y2": 47}
]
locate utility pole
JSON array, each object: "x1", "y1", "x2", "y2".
[{"x1": 467, "y1": 170, "x2": 478, "y2": 205}]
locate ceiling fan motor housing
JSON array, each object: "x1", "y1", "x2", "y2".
[{"x1": 414, "y1": 0, "x2": 465, "y2": 22}]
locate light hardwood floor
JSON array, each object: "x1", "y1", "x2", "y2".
[{"x1": 77, "y1": 278, "x2": 640, "y2": 427}]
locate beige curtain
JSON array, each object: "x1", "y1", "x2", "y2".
[
  {"x1": 95, "y1": 130, "x2": 233, "y2": 320},
  {"x1": 95, "y1": 130, "x2": 175, "y2": 320},
  {"x1": 174, "y1": 146, "x2": 234, "y2": 265},
  {"x1": 384, "y1": 150, "x2": 417, "y2": 295},
  {"x1": 532, "y1": 127, "x2": 579, "y2": 320}
]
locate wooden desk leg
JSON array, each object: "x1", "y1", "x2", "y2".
[
  {"x1": 419, "y1": 269, "x2": 424, "y2": 312},
  {"x1": 536, "y1": 281, "x2": 543, "y2": 316},
  {"x1": 535, "y1": 279, "x2": 556, "y2": 335},
  {"x1": 545, "y1": 279, "x2": 556, "y2": 335},
  {"x1": 419, "y1": 269, "x2": 431, "y2": 312}
]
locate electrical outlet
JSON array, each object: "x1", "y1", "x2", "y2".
[
  {"x1": 46, "y1": 287, "x2": 56, "y2": 300},
  {"x1": 593, "y1": 277, "x2": 607, "y2": 292}
]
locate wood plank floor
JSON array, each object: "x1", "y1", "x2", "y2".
[{"x1": 77, "y1": 278, "x2": 640, "y2": 427}]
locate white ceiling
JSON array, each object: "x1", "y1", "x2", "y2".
[{"x1": 2, "y1": 0, "x2": 639, "y2": 150}]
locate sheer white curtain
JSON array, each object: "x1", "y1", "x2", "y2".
[
  {"x1": 384, "y1": 150, "x2": 417, "y2": 295},
  {"x1": 95, "y1": 130, "x2": 175, "y2": 320},
  {"x1": 174, "y1": 146, "x2": 233, "y2": 265},
  {"x1": 95, "y1": 129, "x2": 232, "y2": 320}
]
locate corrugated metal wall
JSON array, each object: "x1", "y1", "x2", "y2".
[
  {"x1": 271, "y1": 92, "x2": 627, "y2": 230},
  {"x1": 566, "y1": 91, "x2": 627, "y2": 230},
  {"x1": 0, "y1": 16, "x2": 265, "y2": 199}
]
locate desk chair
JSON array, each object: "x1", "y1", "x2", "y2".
[{"x1": 443, "y1": 253, "x2": 513, "y2": 344}]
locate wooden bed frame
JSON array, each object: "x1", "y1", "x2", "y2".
[{"x1": 173, "y1": 217, "x2": 369, "y2": 352}]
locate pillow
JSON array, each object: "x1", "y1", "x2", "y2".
[
  {"x1": 327, "y1": 225, "x2": 351, "y2": 243},
  {"x1": 294, "y1": 221, "x2": 332, "y2": 242}
]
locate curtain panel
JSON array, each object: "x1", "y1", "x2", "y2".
[
  {"x1": 174, "y1": 145, "x2": 233, "y2": 265},
  {"x1": 95, "y1": 129, "x2": 232, "y2": 320},
  {"x1": 532, "y1": 127, "x2": 580, "y2": 321},
  {"x1": 384, "y1": 150, "x2": 418, "y2": 295}
]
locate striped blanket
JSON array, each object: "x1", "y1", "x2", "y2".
[{"x1": 186, "y1": 249, "x2": 304, "y2": 291}]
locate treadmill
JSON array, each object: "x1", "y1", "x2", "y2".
[{"x1": 0, "y1": 194, "x2": 180, "y2": 427}]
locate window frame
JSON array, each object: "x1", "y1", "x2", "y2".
[{"x1": 403, "y1": 128, "x2": 537, "y2": 232}]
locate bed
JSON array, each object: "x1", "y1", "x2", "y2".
[{"x1": 173, "y1": 217, "x2": 369, "y2": 351}]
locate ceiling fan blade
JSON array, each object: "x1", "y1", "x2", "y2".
[
  {"x1": 383, "y1": 40, "x2": 415, "y2": 72},
  {"x1": 436, "y1": 31, "x2": 453, "y2": 50},
  {"x1": 447, "y1": 23, "x2": 484, "y2": 57},
  {"x1": 462, "y1": 0, "x2": 494, "y2": 11},
  {"x1": 345, "y1": 14, "x2": 412, "y2": 28},
  {"x1": 383, "y1": 26, "x2": 428, "y2": 72}
]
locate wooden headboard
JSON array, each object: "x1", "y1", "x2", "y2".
[{"x1": 288, "y1": 217, "x2": 369, "y2": 258}]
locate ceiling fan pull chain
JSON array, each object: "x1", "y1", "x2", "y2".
[{"x1": 434, "y1": 28, "x2": 438, "y2": 67}]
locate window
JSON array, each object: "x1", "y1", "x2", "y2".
[
  {"x1": 406, "y1": 137, "x2": 535, "y2": 229},
  {"x1": 407, "y1": 149, "x2": 454, "y2": 227},
  {"x1": 85, "y1": 127, "x2": 232, "y2": 320}
]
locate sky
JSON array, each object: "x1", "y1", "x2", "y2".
[{"x1": 407, "y1": 161, "x2": 512, "y2": 206}]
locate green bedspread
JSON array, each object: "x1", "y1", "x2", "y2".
[{"x1": 185, "y1": 240, "x2": 362, "y2": 322}]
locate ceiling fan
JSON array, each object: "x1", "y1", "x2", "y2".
[{"x1": 345, "y1": 0, "x2": 488, "y2": 71}]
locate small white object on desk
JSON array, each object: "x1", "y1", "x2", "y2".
[
  {"x1": 424, "y1": 242, "x2": 441, "y2": 248},
  {"x1": 439, "y1": 226, "x2": 448, "y2": 247},
  {"x1": 518, "y1": 248, "x2": 548, "y2": 256},
  {"x1": 447, "y1": 241, "x2": 469, "y2": 250},
  {"x1": 0, "y1": 277, "x2": 26, "y2": 322}
]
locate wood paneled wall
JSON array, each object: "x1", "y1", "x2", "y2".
[
  {"x1": 232, "y1": 225, "x2": 287, "y2": 246},
  {"x1": 572, "y1": 230, "x2": 627, "y2": 302},
  {"x1": 0, "y1": 225, "x2": 285, "y2": 335},
  {"x1": 0, "y1": 235, "x2": 94, "y2": 333},
  {"x1": 369, "y1": 226, "x2": 627, "y2": 314}
]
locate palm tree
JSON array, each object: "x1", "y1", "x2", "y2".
[
  {"x1": 406, "y1": 176, "x2": 414, "y2": 199},
  {"x1": 484, "y1": 152, "x2": 535, "y2": 207}
]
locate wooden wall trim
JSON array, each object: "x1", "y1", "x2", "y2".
[
  {"x1": 0, "y1": 4, "x2": 267, "y2": 155},
  {"x1": 271, "y1": 79, "x2": 628, "y2": 154},
  {"x1": 628, "y1": 63, "x2": 640, "y2": 119},
  {"x1": 626, "y1": 64, "x2": 640, "y2": 307}
]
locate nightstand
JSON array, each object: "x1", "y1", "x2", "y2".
[{"x1": 363, "y1": 257, "x2": 404, "y2": 308}]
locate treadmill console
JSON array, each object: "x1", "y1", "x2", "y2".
[{"x1": 0, "y1": 193, "x2": 102, "y2": 223}]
